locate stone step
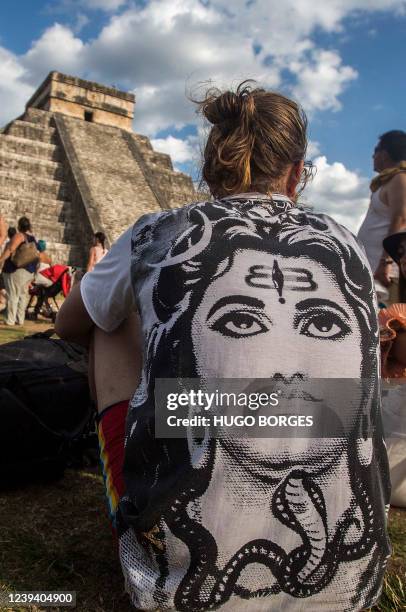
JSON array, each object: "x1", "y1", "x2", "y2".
[
  {"x1": 22, "y1": 108, "x2": 55, "y2": 127},
  {"x1": 0, "y1": 151, "x2": 64, "y2": 181},
  {"x1": 1, "y1": 201, "x2": 77, "y2": 228},
  {"x1": 133, "y1": 134, "x2": 153, "y2": 151},
  {"x1": 32, "y1": 209, "x2": 77, "y2": 225},
  {"x1": 2, "y1": 224, "x2": 73, "y2": 245},
  {"x1": 0, "y1": 170, "x2": 69, "y2": 200},
  {"x1": 142, "y1": 149, "x2": 173, "y2": 171},
  {"x1": 0, "y1": 134, "x2": 61, "y2": 162},
  {"x1": 0, "y1": 196, "x2": 72, "y2": 219},
  {"x1": 1, "y1": 215, "x2": 79, "y2": 244},
  {"x1": 46, "y1": 241, "x2": 85, "y2": 267},
  {"x1": 0, "y1": 211, "x2": 75, "y2": 242},
  {"x1": 2, "y1": 212, "x2": 76, "y2": 233},
  {"x1": 33, "y1": 220, "x2": 79, "y2": 243},
  {"x1": 6, "y1": 120, "x2": 58, "y2": 144}
]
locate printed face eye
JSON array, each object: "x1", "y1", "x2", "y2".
[
  {"x1": 210, "y1": 309, "x2": 271, "y2": 338},
  {"x1": 206, "y1": 296, "x2": 272, "y2": 339},
  {"x1": 296, "y1": 309, "x2": 351, "y2": 340}
]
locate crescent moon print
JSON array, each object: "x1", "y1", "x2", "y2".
[{"x1": 120, "y1": 196, "x2": 391, "y2": 611}]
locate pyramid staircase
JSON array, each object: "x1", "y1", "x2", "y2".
[{"x1": 0, "y1": 108, "x2": 86, "y2": 266}]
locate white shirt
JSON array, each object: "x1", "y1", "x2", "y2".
[{"x1": 357, "y1": 188, "x2": 397, "y2": 275}]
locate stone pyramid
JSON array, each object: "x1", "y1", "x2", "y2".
[{"x1": 0, "y1": 72, "x2": 198, "y2": 267}]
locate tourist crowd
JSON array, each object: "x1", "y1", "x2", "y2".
[{"x1": 0, "y1": 220, "x2": 108, "y2": 326}]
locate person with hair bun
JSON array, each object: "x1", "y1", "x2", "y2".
[
  {"x1": 197, "y1": 83, "x2": 311, "y2": 199},
  {"x1": 56, "y1": 82, "x2": 390, "y2": 611}
]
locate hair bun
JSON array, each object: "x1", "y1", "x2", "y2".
[
  {"x1": 203, "y1": 85, "x2": 255, "y2": 126},
  {"x1": 192, "y1": 80, "x2": 308, "y2": 199}
]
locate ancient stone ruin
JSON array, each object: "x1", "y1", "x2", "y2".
[{"x1": 0, "y1": 71, "x2": 198, "y2": 266}]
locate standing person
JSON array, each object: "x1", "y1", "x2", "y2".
[
  {"x1": 5, "y1": 226, "x2": 17, "y2": 245},
  {"x1": 56, "y1": 83, "x2": 391, "y2": 611},
  {"x1": 0, "y1": 227, "x2": 16, "y2": 311},
  {"x1": 86, "y1": 231, "x2": 108, "y2": 272},
  {"x1": 0, "y1": 214, "x2": 8, "y2": 254},
  {"x1": 0, "y1": 217, "x2": 38, "y2": 326},
  {"x1": 358, "y1": 130, "x2": 406, "y2": 304}
]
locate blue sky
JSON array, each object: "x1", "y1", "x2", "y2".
[
  {"x1": 0, "y1": 0, "x2": 405, "y2": 231},
  {"x1": 309, "y1": 12, "x2": 406, "y2": 175}
]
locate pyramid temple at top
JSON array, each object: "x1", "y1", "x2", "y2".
[{"x1": 0, "y1": 71, "x2": 198, "y2": 266}]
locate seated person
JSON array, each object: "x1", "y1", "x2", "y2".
[{"x1": 56, "y1": 83, "x2": 391, "y2": 611}]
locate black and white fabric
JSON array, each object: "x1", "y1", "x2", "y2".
[{"x1": 82, "y1": 193, "x2": 391, "y2": 611}]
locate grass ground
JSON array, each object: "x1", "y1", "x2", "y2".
[{"x1": 0, "y1": 321, "x2": 405, "y2": 611}]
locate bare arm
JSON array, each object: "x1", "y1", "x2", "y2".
[
  {"x1": 40, "y1": 252, "x2": 52, "y2": 265},
  {"x1": 54, "y1": 282, "x2": 94, "y2": 347},
  {"x1": 386, "y1": 173, "x2": 406, "y2": 235},
  {"x1": 375, "y1": 173, "x2": 406, "y2": 286},
  {"x1": 0, "y1": 233, "x2": 24, "y2": 266},
  {"x1": 0, "y1": 216, "x2": 8, "y2": 247}
]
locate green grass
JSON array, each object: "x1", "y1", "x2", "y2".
[
  {"x1": 0, "y1": 326, "x2": 27, "y2": 344},
  {"x1": 0, "y1": 469, "x2": 134, "y2": 612},
  {"x1": 370, "y1": 507, "x2": 406, "y2": 611},
  {"x1": 374, "y1": 572, "x2": 405, "y2": 611},
  {"x1": 0, "y1": 318, "x2": 54, "y2": 345}
]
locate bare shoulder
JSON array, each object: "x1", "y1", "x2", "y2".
[
  {"x1": 381, "y1": 172, "x2": 406, "y2": 205},
  {"x1": 387, "y1": 171, "x2": 406, "y2": 192},
  {"x1": 12, "y1": 232, "x2": 25, "y2": 246}
]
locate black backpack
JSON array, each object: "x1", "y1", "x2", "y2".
[{"x1": 0, "y1": 330, "x2": 95, "y2": 488}]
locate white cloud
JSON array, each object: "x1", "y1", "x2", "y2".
[
  {"x1": 22, "y1": 24, "x2": 84, "y2": 86},
  {"x1": 301, "y1": 155, "x2": 370, "y2": 232},
  {"x1": 307, "y1": 140, "x2": 321, "y2": 159},
  {"x1": 85, "y1": 0, "x2": 280, "y2": 133},
  {"x1": 290, "y1": 49, "x2": 358, "y2": 113},
  {"x1": 0, "y1": 23, "x2": 85, "y2": 125},
  {"x1": 58, "y1": 0, "x2": 128, "y2": 11},
  {"x1": 151, "y1": 135, "x2": 196, "y2": 164},
  {"x1": 0, "y1": 47, "x2": 34, "y2": 125},
  {"x1": 82, "y1": 0, "x2": 127, "y2": 9},
  {"x1": 0, "y1": 0, "x2": 405, "y2": 237},
  {"x1": 73, "y1": 12, "x2": 90, "y2": 33},
  {"x1": 1, "y1": 0, "x2": 406, "y2": 132}
]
